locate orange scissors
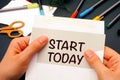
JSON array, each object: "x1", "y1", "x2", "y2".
[{"x1": 0, "y1": 21, "x2": 24, "y2": 38}]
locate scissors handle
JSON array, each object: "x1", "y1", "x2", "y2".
[
  {"x1": 0, "y1": 21, "x2": 24, "y2": 38},
  {"x1": 0, "y1": 29, "x2": 23, "y2": 38},
  {"x1": 8, "y1": 29, "x2": 23, "y2": 38},
  {"x1": 0, "y1": 21, "x2": 24, "y2": 30},
  {"x1": 10, "y1": 21, "x2": 25, "y2": 29}
]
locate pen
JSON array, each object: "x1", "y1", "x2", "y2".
[
  {"x1": 106, "y1": 13, "x2": 120, "y2": 29},
  {"x1": 0, "y1": 3, "x2": 39, "y2": 13},
  {"x1": 70, "y1": 0, "x2": 85, "y2": 18},
  {"x1": 79, "y1": 0, "x2": 105, "y2": 18},
  {"x1": 93, "y1": 0, "x2": 120, "y2": 20},
  {"x1": 37, "y1": 0, "x2": 45, "y2": 15}
]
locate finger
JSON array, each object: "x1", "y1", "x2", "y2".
[
  {"x1": 84, "y1": 50, "x2": 108, "y2": 75},
  {"x1": 103, "y1": 59, "x2": 108, "y2": 66},
  {"x1": 104, "y1": 46, "x2": 119, "y2": 60},
  {"x1": 6, "y1": 36, "x2": 30, "y2": 54},
  {"x1": 20, "y1": 35, "x2": 48, "y2": 61},
  {"x1": 107, "y1": 55, "x2": 120, "y2": 69},
  {"x1": 110, "y1": 59, "x2": 120, "y2": 71}
]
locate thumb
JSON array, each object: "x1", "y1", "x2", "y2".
[
  {"x1": 84, "y1": 50, "x2": 108, "y2": 75},
  {"x1": 20, "y1": 35, "x2": 48, "y2": 61}
]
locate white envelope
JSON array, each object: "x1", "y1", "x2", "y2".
[{"x1": 25, "y1": 16, "x2": 105, "y2": 80}]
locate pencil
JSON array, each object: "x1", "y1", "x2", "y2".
[
  {"x1": 70, "y1": 0, "x2": 85, "y2": 18},
  {"x1": 93, "y1": 0, "x2": 120, "y2": 20},
  {"x1": 0, "y1": 3, "x2": 39, "y2": 13},
  {"x1": 106, "y1": 13, "x2": 120, "y2": 29},
  {"x1": 79, "y1": 0, "x2": 105, "y2": 18},
  {"x1": 37, "y1": 0, "x2": 45, "y2": 15}
]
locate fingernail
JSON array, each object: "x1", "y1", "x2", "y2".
[
  {"x1": 39, "y1": 35, "x2": 48, "y2": 44},
  {"x1": 85, "y1": 50, "x2": 94, "y2": 58}
]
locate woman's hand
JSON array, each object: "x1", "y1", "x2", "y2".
[
  {"x1": 0, "y1": 35, "x2": 48, "y2": 80},
  {"x1": 84, "y1": 46, "x2": 120, "y2": 80}
]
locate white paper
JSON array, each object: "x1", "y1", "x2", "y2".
[
  {"x1": 0, "y1": 0, "x2": 56, "y2": 36},
  {"x1": 2, "y1": 0, "x2": 31, "y2": 8},
  {"x1": 25, "y1": 16, "x2": 105, "y2": 80}
]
